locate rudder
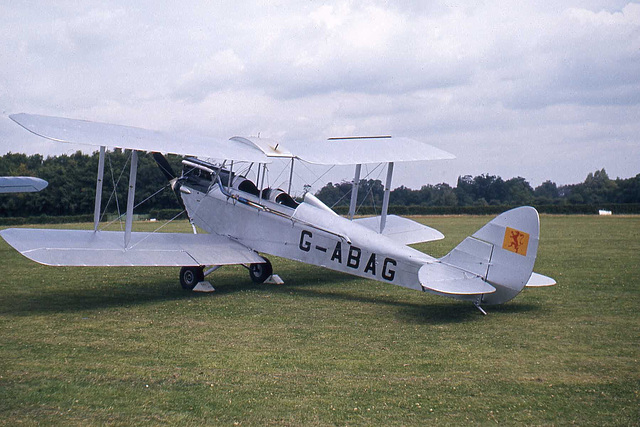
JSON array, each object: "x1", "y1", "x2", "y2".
[{"x1": 440, "y1": 206, "x2": 540, "y2": 304}]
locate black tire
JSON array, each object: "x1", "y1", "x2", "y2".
[
  {"x1": 180, "y1": 266, "x2": 204, "y2": 290},
  {"x1": 249, "y1": 258, "x2": 272, "y2": 284}
]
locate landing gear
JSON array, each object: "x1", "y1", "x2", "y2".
[
  {"x1": 249, "y1": 258, "x2": 273, "y2": 284},
  {"x1": 180, "y1": 266, "x2": 204, "y2": 290},
  {"x1": 474, "y1": 299, "x2": 488, "y2": 316}
]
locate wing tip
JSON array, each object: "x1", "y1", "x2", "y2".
[{"x1": 526, "y1": 272, "x2": 556, "y2": 287}]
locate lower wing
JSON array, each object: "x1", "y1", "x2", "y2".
[{"x1": 0, "y1": 228, "x2": 264, "y2": 267}]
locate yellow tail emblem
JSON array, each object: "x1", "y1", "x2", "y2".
[{"x1": 502, "y1": 227, "x2": 530, "y2": 256}]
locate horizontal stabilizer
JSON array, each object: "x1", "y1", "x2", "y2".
[
  {"x1": 526, "y1": 272, "x2": 556, "y2": 287},
  {"x1": 0, "y1": 228, "x2": 264, "y2": 267},
  {"x1": 418, "y1": 262, "x2": 496, "y2": 295},
  {"x1": 354, "y1": 215, "x2": 444, "y2": 245}
]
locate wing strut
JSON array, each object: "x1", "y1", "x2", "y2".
[
  {"x1": 124, "y1": 150, "x2": 138, "y2": 248},
  {"x1": 348, "y1": 164, "x2": 362, "y2": 220},
  {"x1": 258, "y1": 163, "x2": 267, "y2": 200},
  {"x1": 380, "y1": 162, "x2": 394, "y2": 233},
  {"x1": 287, "y1": 158, "x2": 295, "y2": 194},
  {"x1": 93, "y1": 146, "x2": 106, "y2": 231}
]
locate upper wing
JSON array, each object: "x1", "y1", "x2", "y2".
[
  {"x1": 10, "y1": 114, "x2": 454, "y2": 166},
  {"x1": 354, "y1": 215, "x2": 444, "y2": 245},
  {"x1": 0, "y1": 228, "x2": 264, "y2": 267},
  {"x1": 0, "y1": 176, "x2": 48, "y2": 193},
  {"x1": 292, "y1": 136, "x2": 455, "y2": 165},
  {"x1": 9, "y1": 113, "x2": 268, "y2": 163}
]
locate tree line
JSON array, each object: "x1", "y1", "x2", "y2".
[
  {"x1": 0, "y1": 150, "x2": 638, "y2": 218},
  {"x1": 315, "y1": 169, "x2": 640, "y2": 210},
  {"x1": 0, "y1": 150, "x2": 183, "y2": 218}
]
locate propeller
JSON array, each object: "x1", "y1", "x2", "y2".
[
  {"x1": 153, "y1": 152, "x2": 176, "y2": 181},
  {"x1": 152, "y1": 152, "x2": 185, "y2": 209}
]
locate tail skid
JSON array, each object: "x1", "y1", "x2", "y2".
[{"x1": 419, "y1": 207, "x2": 554, "y2": 306}]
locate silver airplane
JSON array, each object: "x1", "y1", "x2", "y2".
[{"x1": 1, "y1": 113, "x2": 554, "y2": 314}]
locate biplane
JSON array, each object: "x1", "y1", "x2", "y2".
[{"x1": 1, "y1": 113, "x2": 554, "y2": 314}]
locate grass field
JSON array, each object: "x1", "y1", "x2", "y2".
[{"x1": 1, "y1": 215, "x2": 638, "y2": 425}]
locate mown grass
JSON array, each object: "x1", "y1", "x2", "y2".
[{"x1": 1, "y1": 215, "x2": 638, "y2": 425}]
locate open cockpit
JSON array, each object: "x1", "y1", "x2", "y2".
[{"x1": 179, "y1": 156, "x2": 299, "y2": 210}]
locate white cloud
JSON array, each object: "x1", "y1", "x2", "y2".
[
  {"x1": 0, "y1": 1, "x2": 638, "y2": 189},
  {"x1": 176, "y1": 49, "x2": 246, "y2": 101}
]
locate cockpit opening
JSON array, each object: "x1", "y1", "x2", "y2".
[
  {"x1": 235, "y1": 178, "x2": 260, "y2": 196},
  {"x1": 262, "y1": 188, "x2": 299, "y2": 209},
  {"x1": 181, "y1": 157, "x2": 298, "y2": 208}
]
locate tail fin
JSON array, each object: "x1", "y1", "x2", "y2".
[{"x1": 439, "y1": 206, "x2": 541, "y2": 304}]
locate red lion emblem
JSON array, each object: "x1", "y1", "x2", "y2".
[{"x1": 503, "y1": 227, "x2": 529, "y2": 256}]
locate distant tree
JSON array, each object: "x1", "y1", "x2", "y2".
[
  {"x1": 454, "y1": 175, "x2": 474, "y2": 206},
  {"x1": 416, "y1": 185, "x2": 434, "y2": 206},
  {"x1": 391, "y1": 185, "x2": 419, "y2": 206},
  {"x1": 315, "y1": 182, "x2": 343, "y2": 207},
  {"x1": 473, "y1": 174, "x2": 507, "y2": 204},
  {"x1": 534, "y1": 180, "x2": 560, "y2": 201},
  {"x1": 559, "y1": 169, "x2": 620, "y2": 205},
  {"x1": 504, "y1": 177, "x2": 534, "y2": 205},
  {"x1": 615, "y1": 174, "x2": 640, "y2": 203},
  {"x1": 431, "y1": 183, "x2": 457, "y2": 206},
  {"x1": 583, "y1": 169, "x2": 617, "y2": 204}
]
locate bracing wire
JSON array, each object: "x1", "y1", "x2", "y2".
[
  {"x1": 99, "y1": 151, "x2": 131, "y2": 231},
  {"x1": 99, "y1": 151, "x2": 188, "y2": 234},
  {"x1": 327, "y1": 162, "x2": 384, "y2": 212},
  {"x1": 270, "y1": 159, "x2": 291, "y2": 189},
  {"x1": 355, "y1": 163, "x2": 385, "y2": 216}
]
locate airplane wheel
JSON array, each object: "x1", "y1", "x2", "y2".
[
  {"x1": 249, "y1": 258, "x2": 272, "y2": 284},
  {"x1": 180, "y1": 266, "x2": 204, "y2": 290}
]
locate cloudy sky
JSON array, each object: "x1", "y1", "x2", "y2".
[{"x1": 1, "y1": 1, "x2": 638, "y2": 192}]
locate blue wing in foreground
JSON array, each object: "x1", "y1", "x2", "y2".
[{"x1": 0, "y1": 176, "x2": 48, "y2": 193}]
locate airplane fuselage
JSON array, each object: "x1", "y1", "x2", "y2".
[{"x1": 180, "y1": 180, "x2": 434, "y2": 293}]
